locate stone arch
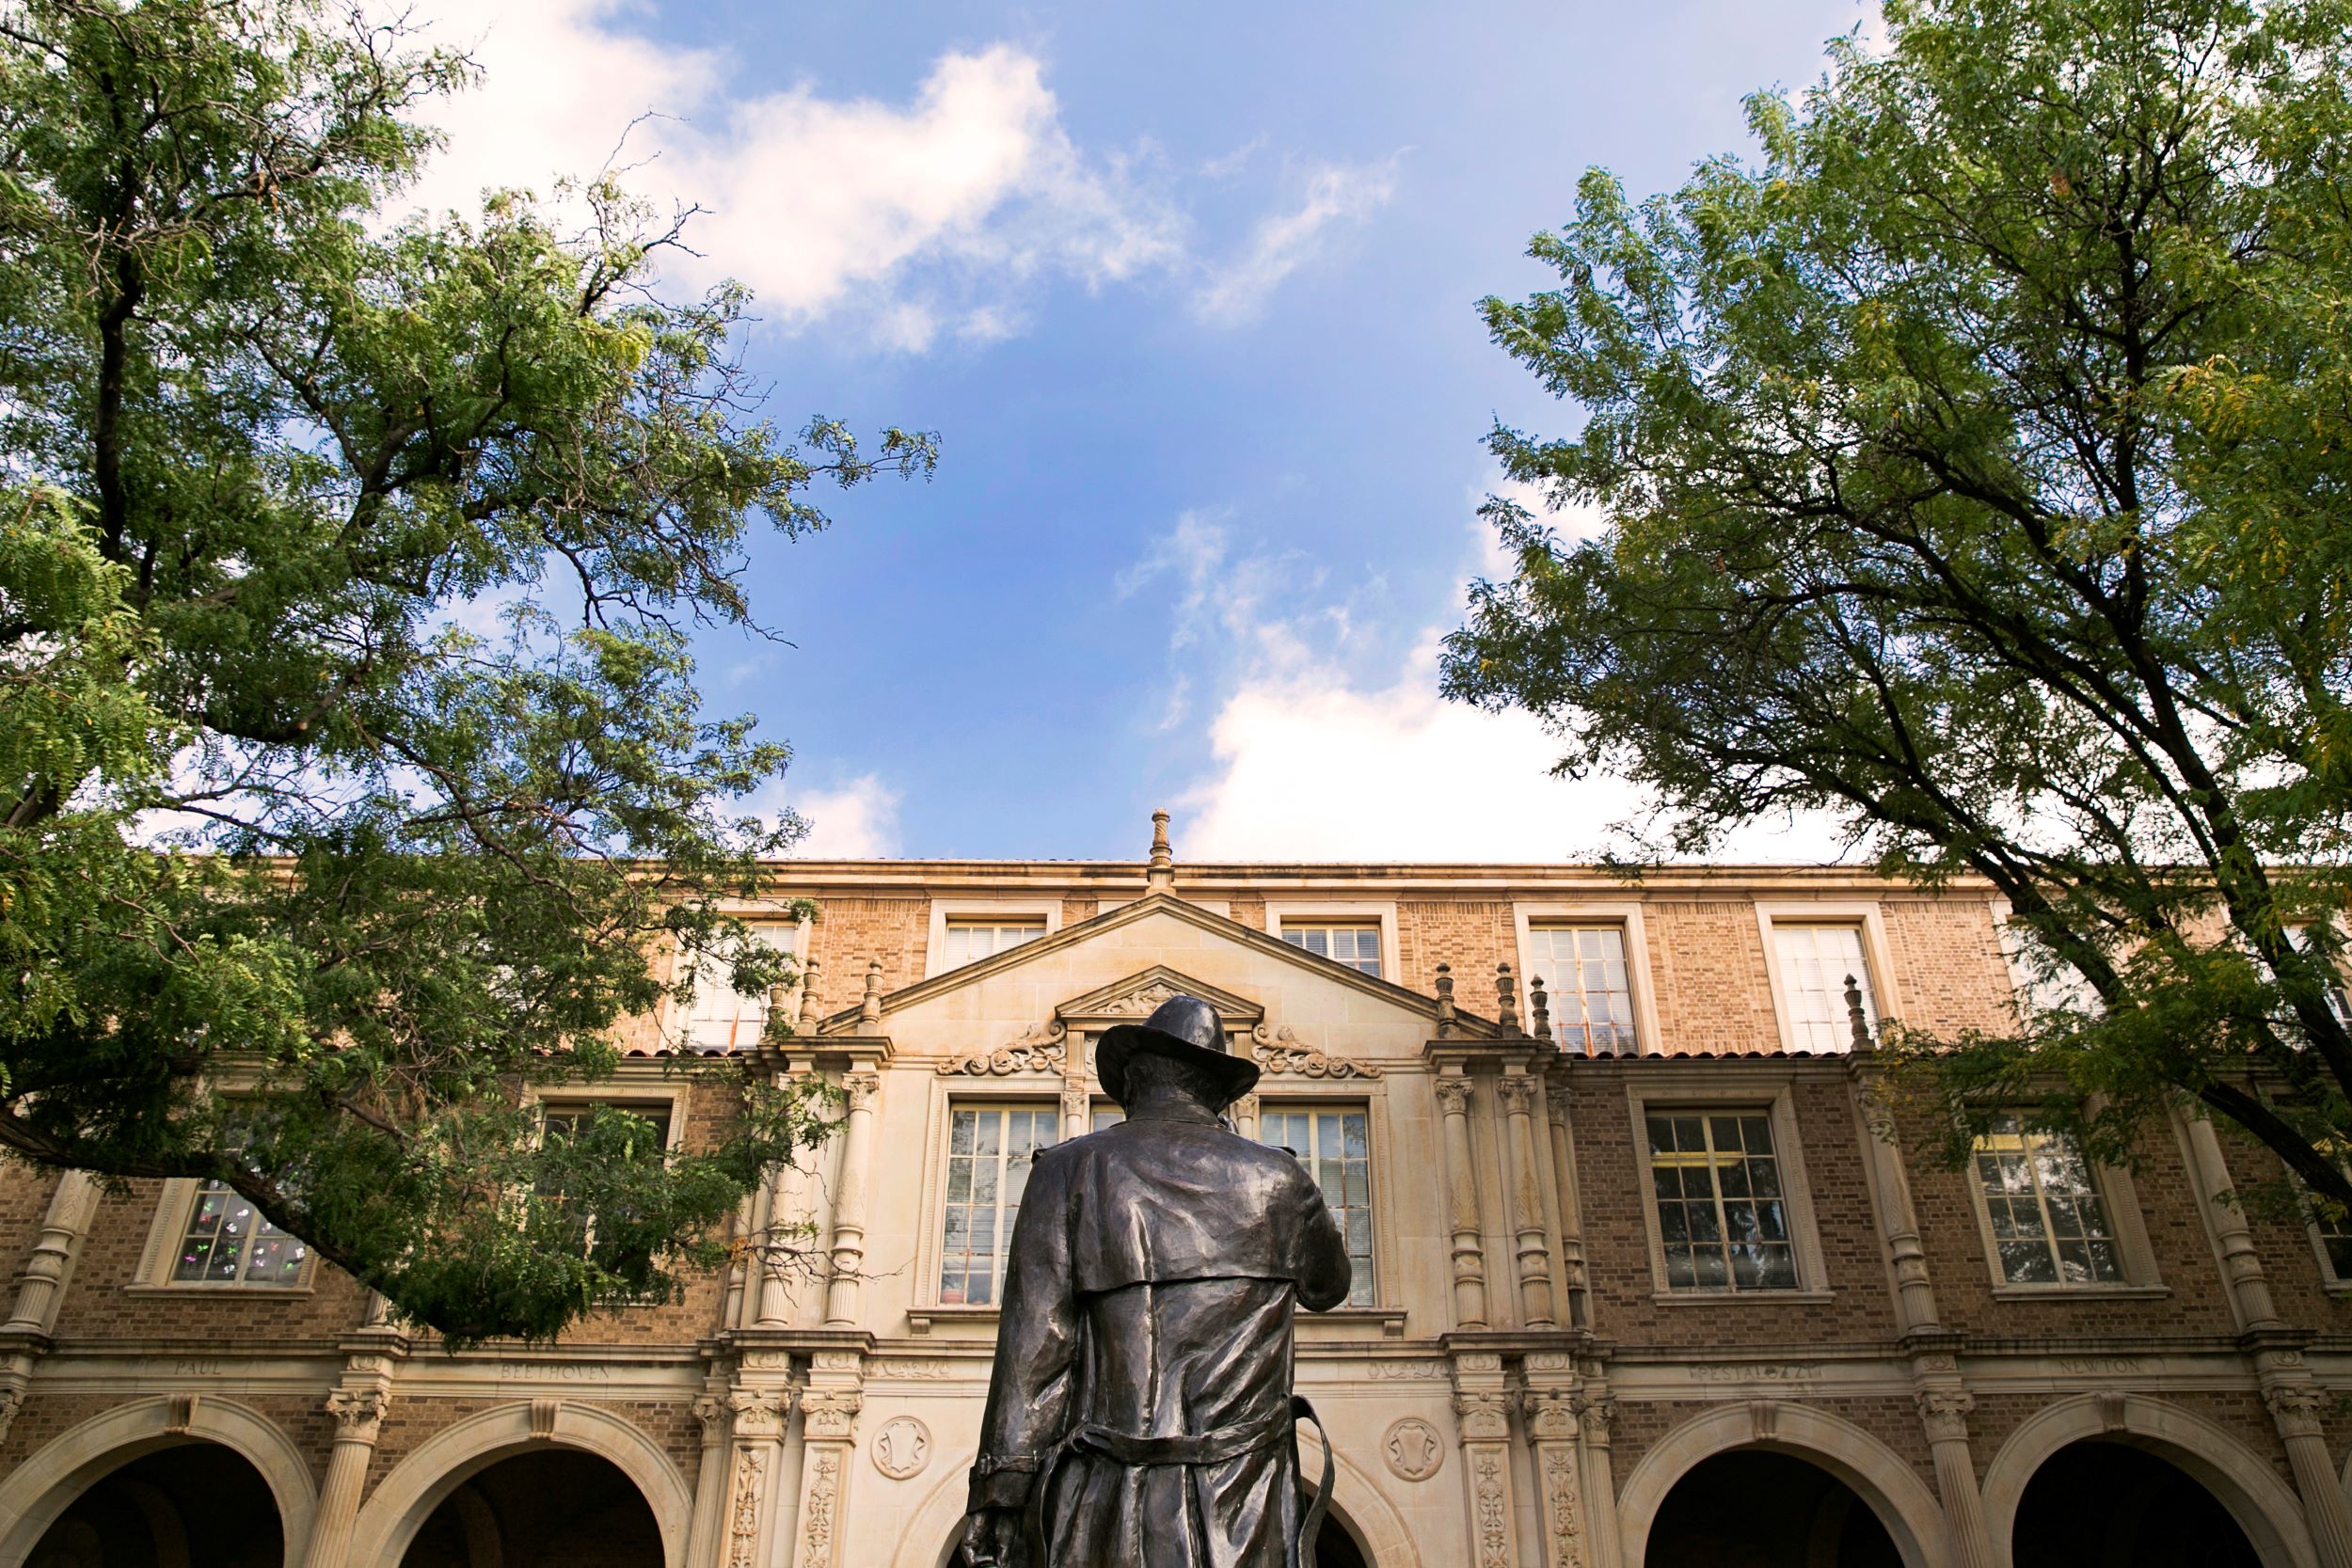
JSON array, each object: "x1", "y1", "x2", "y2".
[
  {"x1": 0, "y1": 1395, "x2": 318, "y2": 1568},
  {"x1": 897, "y1": 1426, "x2": 1424, "y2": 1568},
  {"x1": 346, "y1": 1401, "x2": 693, "y2": 1568},
  {"x1": 1614, "y1": 1401, "x2": 1954, "y2": 1568},
  {"x1": 1981, "y1": 1393, "x2": 2316, "y2": 1568}
]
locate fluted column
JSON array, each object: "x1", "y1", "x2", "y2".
[
  {"x1": 821, "y1": 1071, "x2": 881, "y2": 1325},
  {"x1": 0, "y1": 1170, "x2": 103, "y2": 1445},
  {"x1": 1499, "y1": 1070, "x2": 1556, "y2": 1327},
  {"x1": 300, "y1": 1386, "x2": 389, "y2": 1568},
  {"x1": 1451, "y1": 1354, "x2": 1520, "y2": 1568},
  {"x1": 1574, "y1": 1387, "x2": 1622, "y2": 1568},
  {"x1": 1521, "y1": 1363, "x2": 1589, "y2": 1568},
  {"x1": 2263, "y1": 1375, "x2": 2352, "y2": 1568},
  {"x1": 682, "y1": 1392, "x2": 731, "y2": 1568},
  {"x1": 1434, "y1": 1069, "x2": 1489, "y2": 1328},
  {"x1": 1914, "y1": 1388, "x2": 1994, "y2": 1568}
]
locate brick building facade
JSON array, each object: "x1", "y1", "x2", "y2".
[{"x1": 4, "y1": 829, "x2": 2351, "y2": 1567}]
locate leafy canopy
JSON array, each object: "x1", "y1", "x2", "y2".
[
  {"x1": 0, "y1": 0, "x2": 932, "y2": 1339},
  {"x1": 1446, "y1": 0, "x2": 2352, "y2": 1208}
]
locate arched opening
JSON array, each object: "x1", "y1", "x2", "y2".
[
  {"x1": 2012, "y1": 1439, "x2": 2261, "y2": 1568},
  {"x1": 400, "y1": 1449, "x2": 662, "y2": 1568},
  {"x1": 1645, "y1": 1449, "x2": 1902, "y2": 1568},
  {"x1": 24, "y1": 1441, "x2": 284, "y2": 1568}
]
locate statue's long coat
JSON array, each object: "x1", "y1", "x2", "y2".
[{"x1": 966, "y1": 1110, "x2": 1352, "y2": 1567}]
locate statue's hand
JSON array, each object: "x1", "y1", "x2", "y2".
[{"x1": 955, "y1": 1506, "x2": 1024, "y2": 1568}]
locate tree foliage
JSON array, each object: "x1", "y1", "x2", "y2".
[
  {"x1": 1446, "y1": 0, "x2": 2352, "y2": 1209},
  {"x1": 0, "y1": 0, "x2": 933, "y2": 1339}
]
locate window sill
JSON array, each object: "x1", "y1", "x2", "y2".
[
  {"x1": 909, "y1": 1304, "x2": 1002, "y2": 1334},
  {"x1": 1650, "y1": 1289, "x2": 1835, "y2": 1307},
  {"x1": 1987, "y1": 1282, "x2": 2169, "y2": 1302},
  {"x1": 912, "y1": 1303, "x2": 1406, "y2": 1335},
  {"x1": 123, "y1": 1282, "x2": 316, "y2": 1298}
]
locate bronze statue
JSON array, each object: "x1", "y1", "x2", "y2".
[{"x1": 957, "y1": 995, "x2": 1353, "y2": 1568}]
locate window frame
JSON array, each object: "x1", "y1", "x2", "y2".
[
  {"x1": 1960, "y1": 1109, "x2": 2164, "y2": 1298},
  {"x1": 1624, "y1": 1072, "x2": 1833, "y2": 1303},
  {"x1": 530, "y1": 1090, "x2": 688, "y2": 1259},
  {"x1": 1514, "y1": 902, "x2": 1660, "y2": 1055},
  {"x1": 669, "y1": 913, "x2": 807, "y2": 1053},
  {"x1": 1255, "y1": 1100, "x2": 1379, "y2": 1307},
  {"x1": 925, "y1": 899, "x2": 1061, "y2": 978},
  {"x1": 1263, "y1": 900, "x2": 1400, "y2": 983},
  {"x1": 925, "y1": 1094, "x2": 1063, "y2": 1309},
  {"x1": 138, "y1": 1174, "x2": 316, "y2": 1293},
  {"x1": 1755, "y1": 903, "x2": 1902, "y2": 1054}
]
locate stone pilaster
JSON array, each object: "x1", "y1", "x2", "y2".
[
  {"x1": 2252, "y1": 1343, "x2": 2352, "y2": 1568},
  {"x1": 0, "y1": 1169, "x2": 102, "y2": 1442},
  {"x1": 1434, "y1": 1070, "x2": 1489, "y2": 1328},
  {"x1": 791, "y1": 1354, "x2": 864, "y2": 1568},
  {"x1": 1913, "y1": 1381, "x2": 1994, "y2": 1568},
  {"x1": 299, "y1": 1384, "x2": 389, "y2": 1568},
  {"x1": 721, "y1": 1382, "x2": 792, "y2": 1568},
  {"x1": 1543, "y1": 1085, "x2": 1590, "y2": 1328},
  {"x1": 1498, "y1": 1070, "x2": 1557, "y2": 1327},
  {"x1": 1451, "y1": 1359, "x2": 1520, "y2": 1568},
  {"x1": 1573, "y1": 1385, "x2": 1622, "y2": 1568},
  {"x1": 2178, "y1": 1109, "x2": 2284, "y2": 1330},
  {"x1": 682, "y1": 1391, "x2": 731, "y2": 1568},
  {"x1": 1520, "y1": 1356, "x2": 1587, "y2": 1568},
  {"x1": 822, "y1": 1072, "x2": 882, "y2": 1326}
]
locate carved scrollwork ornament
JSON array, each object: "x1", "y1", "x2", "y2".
[
  {"x1": 802, "y1": 1389, "x2": 863, "y2": 1442},
  {"x1": 1248, "y1": 1022, "x2": 1383, "y2": 1079},
  {"x1": 841, "y1": 1072, "x2": 882, "y2": 1112},
  {"x1": 1434, "y1": 1075, "x2": 1474, "y2": 1115},
  {"x1": 1453, "y1": 1391, "x2": 1512, "y2": 1443},
  {"x1": 325, "y1": 1386, "x2": 389, "y2": 1440},
  {"x1": 1915, "y1": 1387, "x2": 1976, "y2": 1440},
  {"x1": 728, "y1": 1387, "x2": 791, "y2": 1439},
  {"x1": 1497, "y1": 1074, "x2": 1537, "y2": 1112},
  {"x1": 939, "y1": 1021, "x2": 1068, "y2": 1076},
  {"x1": 2265, "y1": 1383, "x2": 2328, "y2": 1434}
]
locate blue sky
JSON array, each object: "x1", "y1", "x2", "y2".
[{"x1": 405, "y1": 0, "x2": 1881, "y2": 861}]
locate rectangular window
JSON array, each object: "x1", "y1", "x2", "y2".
[
  {"x1": 1260, "y1": 1108, "x2": 1375, "y2": 1306},
  {"x1": 171, "y1": 1180, "x2": 309, "y2": 1288},
  {"x1": 940, "y1": 1104, "x2": 1058, "y2": 1306},
  {"x1": 537, "y1": 1103, "x2": 675, "y2": 1255},
  {"x1": 1530, "y1": 925, "x2": 1637, "y2": 1054},
  {"x1": 2314, "y1": 1203, "x2": 2352, "y2": 1284},
  {"x1": 2285, "y1": 927, "x2": 2352, "y2": 1024},
  {"x1": 942, "y1": 918, "x2": 1046, "y2": 970},
  {"x1": 1773, "y1": 924, "x2": 1876, "y2": 1052},
  {"x1": 1090, "y1": 1106, "x2": 1126, "y2": 1132},
  {"x1": 1971, "y1": 1114, "x2": 2123, "y2": 1286},
  {"x1": 1280, "y1": 923, "x2": 1383, "y2": 978},
  {"x1": 680, "y1": 922, "x2": 797, "y2": 1052},
  {"x1": 1646, "y1": 1112, "x2": 1799, "y2": 1291}
]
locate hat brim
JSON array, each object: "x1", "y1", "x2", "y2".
[{"x1": 1096, "y1": 1022, "x2": 1261, "y2": 1110}]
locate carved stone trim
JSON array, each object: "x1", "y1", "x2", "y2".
[
  {"x1": 725, "y1": 1446, "x2": 768, "y2": 1568},
  {"x1": 797, "y1": 1449, "x2": 841, "y2": 1568},
  {"x1": 1383, "y1": 1418, "x2": 1444, "y2": 1481},
  {"x1": 802, "y1": 1389, "x2": 863, "y2": 1443},
  {"x1": 1538, "y1": 1441, "x2": 1585, "y2": 1568},
  {"x1": 1470, "y1": 1446, "x2": 1512, "y2": 1568},
  {"x1": 529, "y1": 1398, "x2": 560, "y2": 1441},
  {"x1": 166, "y1": 1392, "x2": 200, "y2": 1434},
  {"x1": 1249, "y1": 1022, "x2": 1382, "y2": 1080},
  {"x1": 937, "y1": 1022, "x2": 1067, "y2": 1076},
  {"x1": 870, "y1": 1416, "x2": 931, "y2": 1479},
  {"x1": 325, "y1": 1386, "x2": 389, "y2": 1443}
]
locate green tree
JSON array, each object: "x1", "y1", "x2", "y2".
[
  {"x1": 1446, "y1": 0, "x2": 2352, "y2": 1211},
  {"x1": 0, "y1": 0, "x2": 933, "y2": 1339}
]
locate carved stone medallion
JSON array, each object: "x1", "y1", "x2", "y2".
[
  {"x1": 870, "y1": 1415, "x2": 932, "y2": 1480},
  {"x1": 1383, "y1": 1416, "x2": 1444, "y2": 1481}
]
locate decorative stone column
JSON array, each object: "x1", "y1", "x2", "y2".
[
  {"x1": 1433, "y1": 1069, "x2": 1489, "y2": 1328},
  {"x1": 2178, "y1": 1109, "x2": 2284, "y2": 1329},
  {"x1": 1229, "y1": 1090, "x2": 1261, "y2": 1142},
  {"x1": 756, "y1": 1053, "x2": 824, "y2": 1329},
  {"x1": 0, "y1": 1169, "x2": 100, "y2": 1443},
  {"x1": 299, "y1": 1386, "x2": 389, "y2": 1568},
  {"x1": 1914, "y1": 1385, "x2": 1995, "y2": 1568},
  {"x1": 1521, "y1": 1359, "x2": 1588, "y2": 1568},
  {"x1": 721, "y1": 1386, "x2": 792, "y2": 1568},
  {"x1": 1573, "y1": 1387, "x2": 1622, "y2": 1568},
  {"x1": 1451, "y1": 1354, "x2": 1520, "y2": 1568},
  {"x1": 1543, "y1": 1084, "x2": 1591, "y2": 1328},
  {"x1": 792, "y1": 1370, "x2": 864, "y2": 1568},
  {"x1": 2254, "y1": 1349, "x2": 2352, "y2": 1568},
  {"x1": 683, "y1": 1391, "x2": 731, "y2": 1568},
  {"x1": 1498, "y1": 1069, "x2": 1557, "y2": 1327},
  {"x1": 822, "y1": 1072, "x2": 882, "y2": 1326}
]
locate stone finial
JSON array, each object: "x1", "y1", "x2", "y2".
[
  {"x1": 1528, "y1": 975, "x2": 1551, "y2": 1045},
  {"x1": 798, "y1": 955, "x2": 822, "y2": 1029},
  {"x1": 1844, "y1": 974, "x2": 1874, "y2": 1054},
  {"x1": 1435, "y1": 963, "x2": 1456, "y2": 1038},
  {"x1": 1147, "y1": 808, "x2": 1175, "y2": 892},
  {"x1": 1496, "y1": 963, "x2": 1521, "y2": 1035},
  {"x1": 859, "y1": 958, "x2": 883, "y2": 1028}
]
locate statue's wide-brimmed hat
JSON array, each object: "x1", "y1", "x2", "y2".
[{"x1": 1096, "y1": 994, "x2": 1260, "y2": 1109}]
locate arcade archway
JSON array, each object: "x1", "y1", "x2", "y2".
[
  {"x1": 2011, "y1": 1438, "x2": 2260, "y2": 1568},
  {"x1": 400, "y1": 1449, "x2": 662, "y2": 1568},
  {"x1": 24, "y1": 1441, "x2": 284, "y2": 1568},
  {"x1": 1645, "y1": 1449, "x2": 1903, "y2": 1568}
]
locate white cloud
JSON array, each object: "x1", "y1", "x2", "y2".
[
  {"x1": 1157, "y1": 485, "x2": 1855, "y2": 864},
  {"x1": 1194, "y1": 155, "x2": 1403, "y2": 325},
  {"x1": 787, "y1": 774, "x2": 904, "y2": 858},
  {"x1": 390, "y1": 5, "x2": 1193, "y2": 345}
]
